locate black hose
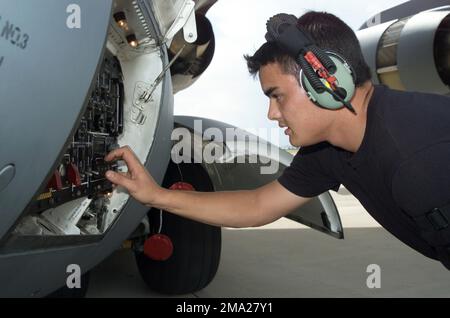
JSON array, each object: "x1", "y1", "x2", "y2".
[
  {"x1": 310, "y1": 46, "x2": 337, "y2": 74},
  {"x1": 298, "y1": 56, "x2": 326, "y2": 93}
]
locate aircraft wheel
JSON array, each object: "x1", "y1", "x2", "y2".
[{"x1": 135, "y1": 162, "x2": 221, "y2": 295}]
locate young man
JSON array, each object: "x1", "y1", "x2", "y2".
[{"x1": 105, "y1": 12, "x2": 450, "y2": 268}]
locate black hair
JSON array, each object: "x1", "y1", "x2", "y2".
[{"x1": 244, "y1": 11, "x2": 372, "y2": 86}]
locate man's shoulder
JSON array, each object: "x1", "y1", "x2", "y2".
[
  {"x1": 279, "y1": 142, "x2": 342, "y2": 198},
  {"x1": 373, "y1": 85, "x2": 450, "y2": 118},
  {"x1": 370, "y1": 85, "x2": 450, "y2": 156}
]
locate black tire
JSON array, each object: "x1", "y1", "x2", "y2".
[
  {"x1": 46, "y1": 272, "x2": 90, "y2": 298},
  {"x1": 135, "y1": 162, "x2": 221, "y2": 295}
]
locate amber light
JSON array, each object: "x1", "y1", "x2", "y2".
[
  {"x1": 113, "y1": 12, "x2": 128, "y2": 30},
  {"x1": 127, "y1": 34, "x2": 139, "y2": 48}
]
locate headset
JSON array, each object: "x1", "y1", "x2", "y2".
[{"x1": 265, "y1": 13, "x2": 357, "y2": 114}]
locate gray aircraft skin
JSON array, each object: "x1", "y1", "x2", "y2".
[{"x1": 0, "y1": 0, "x2": 448, "y2": 297}]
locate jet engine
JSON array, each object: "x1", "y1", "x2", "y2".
[{"x1": 357, "y1": 8, "x2": 450, "y2": 95}]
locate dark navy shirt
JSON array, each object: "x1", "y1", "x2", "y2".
[{"x1": 278, "y1": 85, "x2": 450, "y2": 260}]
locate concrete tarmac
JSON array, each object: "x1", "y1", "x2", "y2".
[{"x1": 87, "y1": 190, "x2": 450, "y2": 297}]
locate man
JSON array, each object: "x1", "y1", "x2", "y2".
[{"x1": 105, "y1": 11, "x2": 450, "y2": 268}]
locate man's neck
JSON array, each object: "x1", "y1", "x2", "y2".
[{"x1": 326, "y1": 81, "x2": 375, "y2": 153}]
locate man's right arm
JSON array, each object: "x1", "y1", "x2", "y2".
[
  {"x1": 104, "y1": 146, "x2": 312, "y2": 228},
  {"x1": 154, "y1": 179, "x2": 312, "y2": 228}
]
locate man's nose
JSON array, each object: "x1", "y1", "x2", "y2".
[{"x1": 267, "y1": 100, "x2": 281, "y2": 121}]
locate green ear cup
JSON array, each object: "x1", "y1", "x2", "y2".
[{"x1": 301, "y1": 52, "x2": 355, "y2": 110}]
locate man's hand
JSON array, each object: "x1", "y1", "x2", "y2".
[
  {"x1": 104, "y1": 146, "x2": 162, "y2": 206},
  {"x1": 103, "y1": 147, "x2": 311, "y2": 228}
]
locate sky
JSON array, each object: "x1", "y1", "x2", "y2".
[{"x1": 174, "y1": 0, "x2": 409, "y2": 147}]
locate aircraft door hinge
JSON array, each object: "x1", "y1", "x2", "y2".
[{"x1": 163, "y1": 0, "x2": 197, "y2": 44}]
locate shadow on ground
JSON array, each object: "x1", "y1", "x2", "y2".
[{"x1": 87, "y1": 227, "x2": 450, "y2": 298}]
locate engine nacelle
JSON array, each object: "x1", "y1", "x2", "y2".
[
  {"x1": 357, "y1": 9, "x2": 450, "y2": 95},
  {"x1": 169, "y1": 14, "x2": 215, "y2": 94}
]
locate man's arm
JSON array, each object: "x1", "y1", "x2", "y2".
[
  {"x1": 105, "y1": 146, "x2": 311, "y2": 228},
  {"x1": 155, "y1": 180, "x2": 312, "y2": 228}
]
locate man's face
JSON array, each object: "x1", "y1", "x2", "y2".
[{"x1": 259, "y1": 62, "x2": 330, "y2": 147}]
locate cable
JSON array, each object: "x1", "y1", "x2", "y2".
[
  {"x1": 324, "y1": 86, "x2": 357, "y2": 114},
  {"x1": 176, "y1": 163, "x2": 184, "y2": 182},
  {"x1": 310, "y1": 46, "x2": 336, "y2": 74},
  {"x1": 298, "y1": 57, "x2": 326, "y2": 93},
  {"x1": 158, "y1": 209, "x2": 163, "y2": 234}
]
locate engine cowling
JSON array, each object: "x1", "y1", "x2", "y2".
[{"x1": 357, "y1": 9, "x2": 450, "y2": 95}]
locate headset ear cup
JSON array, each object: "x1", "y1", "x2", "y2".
[
  {"x1": 300, "y1": 52, "x2": 356, "y2": 110},
  {"x1": 300, "y1": 70, "x2": 321, "y2": 106}
]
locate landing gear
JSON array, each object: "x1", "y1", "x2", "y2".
[{"x1": 135, "y1": 162, "x2": 221, "y2": 295}]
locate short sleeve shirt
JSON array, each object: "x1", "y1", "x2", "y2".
[{"x1": 278, "y1": 85, "x2": 450, "y2": 260}]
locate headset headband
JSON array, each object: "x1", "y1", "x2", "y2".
[
  {"x1": 265, "y1": 13, "x2": 356, "y2": 114},
  {"x1": 265, "y1": 14, "x2": 313, "y2": 56}
]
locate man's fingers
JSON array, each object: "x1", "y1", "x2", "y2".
[
  {"x1": 106, "y1": 170, "x2": 135, "y2": 191},
  {"x1": 104, "y1": 148, "x2": 121, "y2": 162},
  {"x1": 104, "y1": 146, "x2": 143, "y2": 174},
  {"x1": 105, "y1": 146, "x2": 135, "y2": 162}
]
